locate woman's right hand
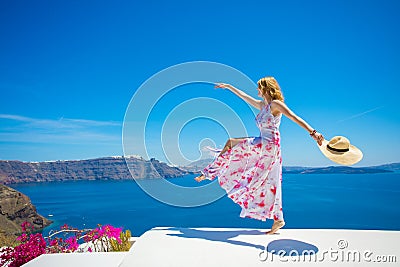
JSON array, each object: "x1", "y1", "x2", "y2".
[
  {"x1": 214, "y1": 83, "x2": 233, "y2": 90},
  {"x1": 214, "y1": 82, "x2": 262, "y2": 109}
]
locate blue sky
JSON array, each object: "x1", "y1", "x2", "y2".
[{"x1": 0, "y1": 0, "x2": 399, "y2": 167}]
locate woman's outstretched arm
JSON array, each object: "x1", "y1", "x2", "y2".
[
  {"x1": 271, "y1": 100, "x2": 324, "y2": 145},
  {"x1": 215, "y1": 83, "x2": 263, "y2": 110}
]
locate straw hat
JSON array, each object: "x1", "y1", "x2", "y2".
[{"x1": 318, "y1": 136, "x2": 363, "y2": 166}]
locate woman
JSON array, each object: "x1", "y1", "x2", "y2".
[{"x1": 195, "y1": 77, "x2": 324, "y2": 234}]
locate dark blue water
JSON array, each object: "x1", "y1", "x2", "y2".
[{"x1": 10, "y1": 173, "x2": 400, "y2": 237}]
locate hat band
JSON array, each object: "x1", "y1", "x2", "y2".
[{"x1": 327, "y1": 145, "x2": 349, "y2": 153}]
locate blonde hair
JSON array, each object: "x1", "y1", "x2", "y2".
[{"x1": 257, "y1": 76, "x2": 284, "y2": 102}]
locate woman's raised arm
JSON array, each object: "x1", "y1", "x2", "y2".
[
  {"x1": 215, "y1": 83, "x2": 263, "y2": 110},
  {"x1": 271, "y1": 100, "x2": 324, "y2": 145}
]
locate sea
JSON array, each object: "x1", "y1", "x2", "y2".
[{"x1": 10, "y1": 173, "x2": 400, "y2": 237}]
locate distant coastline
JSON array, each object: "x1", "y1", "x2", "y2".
[
  {"x1": 282, "y1": 165, "x2": 396, "y2": 174},
  {"x1": 0, "y1": 157, "x2": 398, "y2": 185},
  {"x1": 181, "y1": 158, "x2": 399, "y2": 174},
  {"x1": 0, "y1": 156, "x2": 193, "y2": 185}
]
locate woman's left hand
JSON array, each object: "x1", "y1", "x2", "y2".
[{"x1": 312, "y1": 132, "x2": 324, "y2": 146}]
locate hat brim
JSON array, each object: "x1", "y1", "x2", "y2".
[{"x1": 318, "y1": 139, "x2": 363, "y2": 166}]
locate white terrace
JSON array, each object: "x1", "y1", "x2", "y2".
[{"x1": 23, "y1": 227, "x2": 399, "y2": 267}]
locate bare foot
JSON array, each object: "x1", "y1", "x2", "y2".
[
  {"x1": 194, "y1": 174, "x2": 206, "y2": 182},
  {"x1": 266, "y1": 220, "x2": 285, "y2": 235}
]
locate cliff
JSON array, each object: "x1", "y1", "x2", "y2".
[
  {"x1": 0, "y1": 184, "x2": 52, "y2": 235},
  {"x1": 0, "y1": 156, "x2": 193, "y2": 185},
  {"x1": 0, "y1": 156, "x2": 396, "y2": 185}
]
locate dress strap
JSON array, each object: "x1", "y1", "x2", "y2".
[
  {"x1": 265, "y1": 101, "x2": 272, "y2": 111},
  {"x1": 259, "y1": 101, "x2": 272, "y2": 114}
]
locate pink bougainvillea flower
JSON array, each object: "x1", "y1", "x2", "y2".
[{"x1": 65, "y1": 236, "x2": 79, "y2": 251}]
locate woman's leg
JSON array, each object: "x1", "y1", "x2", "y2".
[
  {"x1": 217, "y1": 137, "x2": 246, "y2": 157},
  {"x1": 194, "y1": 137, "x2": 246, "y2": 182}
]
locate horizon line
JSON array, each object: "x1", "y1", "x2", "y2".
[{"x1": 0, "y1": 155, "x2": 398, "y2": 169}]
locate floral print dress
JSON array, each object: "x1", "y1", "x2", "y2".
[{"x1": 202, "y1": 102, "x2": 283, "y2": 221}]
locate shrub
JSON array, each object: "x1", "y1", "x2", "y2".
[
  {"x1": 110, "y1": 230, "x2": 132, "y2": 252},
  {"x1": 0, "y1": 222, "x2": 131, "y2": 267},
  {"x1": 0, "y1": 222, "x2": 46, "y2": 267}
]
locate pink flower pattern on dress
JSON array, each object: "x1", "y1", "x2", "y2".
[{"x1": 202, "y1": 103, "x2": 283, "y2": 221}]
